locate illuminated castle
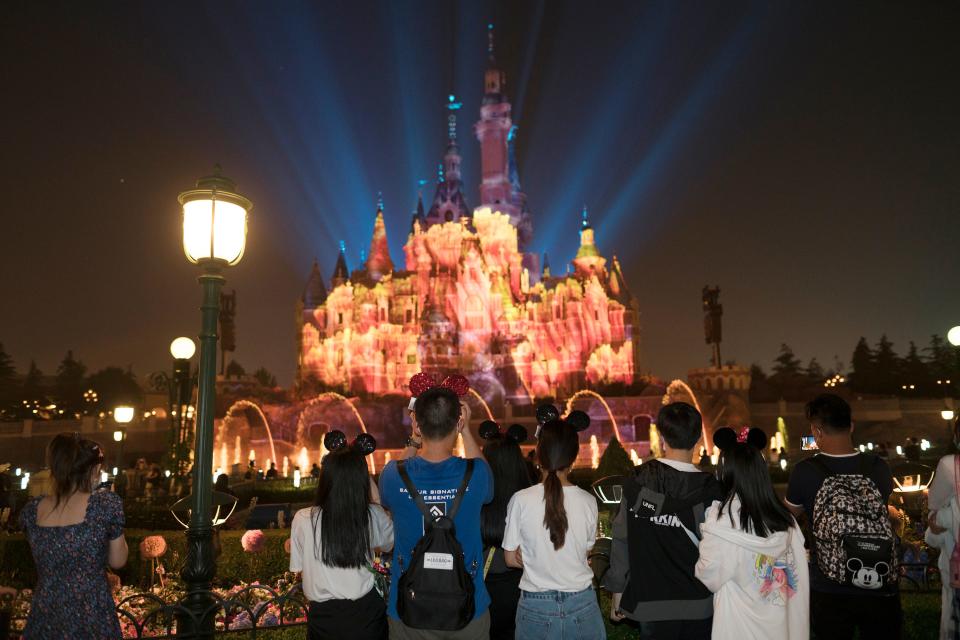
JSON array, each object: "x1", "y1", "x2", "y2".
[{"x1": 296, "y1": 28, "x2": 640, "y2": 404}]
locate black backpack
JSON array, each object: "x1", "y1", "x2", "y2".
[
  {"x1": 396, "y1": 458, "x2": 476, "y2": 630},
  {"x1": 811, "y1": 454, "x2": 897, "y2": 589}
]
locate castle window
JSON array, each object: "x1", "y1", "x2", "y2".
[
  {"x1": 595, "y1": 310, "x2": 599, "y2": 321},
  {"x1": 405, "y1": 309, "x2": 413, "y2": 323},
  {"x1": 407, "y1": 354, "x2": 416, "y2": 364},
  {"x1": 380, "y1": 308, "x2": 386, "y2": 322},
  {"x1": 337, "y1": 312, "x2": 343, "y2": 325}
]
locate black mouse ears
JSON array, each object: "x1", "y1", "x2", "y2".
[
  {"x1": 533, "y1": 403, "x2": 591, "y2": 436},
  {"x1": 566, "y1": 410, "x2": 591, "y2": 433},
  {"x1": 479, "y1": 420, "x2": 529, "y2": 443},
  {"x1": 323, "y1": 430, "x2": 377, "y2": 456},
  {"x1": 536, "y1": 403, "x2": 560, "y2": 425},
  {"x1": 713, "y1": 426, "x2": 768, "y2": 452}
]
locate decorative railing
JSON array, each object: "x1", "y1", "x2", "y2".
[{"x1": 3, "y1": 582, "x2": 308, "y2": 639}]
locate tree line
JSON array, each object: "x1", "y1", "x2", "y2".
[
  {"x1": 0, "y1": 342, "x2": 279, "y2": 422},
  {"x1": 750, "y1": 334, "x2": 959, "y2": 402}
]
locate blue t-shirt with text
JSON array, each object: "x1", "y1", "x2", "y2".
[{"x1": 379, "y1": 456, "x2": 494, "y2": 621}]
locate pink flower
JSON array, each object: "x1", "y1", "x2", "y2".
[
  {"x1": 241, "y1": 529, "x2": 265, "y2": 553},
  {"x1": 139, "y1": 535, "x2": 168, "y2": 559},
  {"x1": 283, "y1": 537, "x2": 292, "y2": 554}
]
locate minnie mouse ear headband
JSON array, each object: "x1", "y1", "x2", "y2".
[
  {"x1": 713, "y1": 426, "x2": 768, "y2": 452},
  {"x1": 479, "y1": 420, "x2": 529, "y2": 444},
  {"x1": 533, "y1": 403, "x2": 591, "y2": 438},
  {"x1": 324, "y1": 430, "x2": 377, "y2": 456},
  {"x1": 408, "y1": 372, "x2": 471, "y2": 410}
]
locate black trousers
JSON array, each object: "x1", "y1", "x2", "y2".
[
  {"x1": 484, "y1": 569, "x2": 522, "y2": 640},
  {"x1": 307, "y1": 588, "x2": 387, "y2": 640},
  {"x1": 810, "y1": 589, "x2": 903, "y2": 640}
]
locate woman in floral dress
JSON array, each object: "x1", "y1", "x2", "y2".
[{"x1": 19, "y1": 433, "x2": 128, "y2": 639}]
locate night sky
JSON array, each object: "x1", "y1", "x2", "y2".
[{"x1": 2, "y1": 1, "x2": 958, "y2": 386}]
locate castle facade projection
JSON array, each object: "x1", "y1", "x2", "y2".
[{"x1": 296, "y1": 31, "x2": 640, "y2": 405}]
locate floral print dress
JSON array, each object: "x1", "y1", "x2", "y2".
[{"x1": 19, "y1": 489, "x2": 125, "y2": 639}]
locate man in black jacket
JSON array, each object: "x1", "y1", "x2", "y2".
[{"x1": 604, "y1": 402, "x2": 724, "y2": 640}]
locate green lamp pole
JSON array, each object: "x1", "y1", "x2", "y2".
[{"x1": 177, "y1": 166, "x2": 251, "y2": 638}]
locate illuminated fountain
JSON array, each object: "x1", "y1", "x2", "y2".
[
  {"x1": 589, "y1": 435, "x2": 600, "y2": 469},
  {"x1": 295, "y1": 392, "x2": 373, "y2": 472},
  {"x1": 298, "y1": 447, "x2": 310, "y2": 472},
  {"x1": 564, "y1": 389, "x2": 622, "y2": 441},
  {"x1": 222, "y1": 400, "x2": 278, "y2": 468},
  {"x1": 282, "y1": 456, "x2": 290, "y2": 478},
  {"x1": 466, "y1": 388, "x2": 495, "y2": 421},
  {"x1": 630, "y1": 449, "x2": 642, "y2": 466},
  {"x1": 233, "y1": 435, "x2": 242, "y2": 465},
  {"x1": 663, "y1": 380, "x2": 712, "y2": 454}
]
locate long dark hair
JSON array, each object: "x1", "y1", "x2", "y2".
[
  {"x1": 537, "y1": 420, "x2": 580, "y2": 550},
  {"x1": 312, "y1": 447, "x2": 372, "y2": 568},
  {"x1": 717, "y1": 443, "x2": 793, "y2": 537},
  {"x1": 48, "y1": 432, "x2": 104, "y2": 509},
  {"x1": 481, "y1": 436, "x2": 532, "y2": 548}
]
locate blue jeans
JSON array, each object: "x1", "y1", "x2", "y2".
[{"x1": 514, "y1": 587, "x2": 606, "y2": 640}]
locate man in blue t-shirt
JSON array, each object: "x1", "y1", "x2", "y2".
[{"x1": 379, "y1": 386, "x2": 493, "y2": 639}]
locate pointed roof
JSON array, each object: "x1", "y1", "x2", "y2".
[
  {"x1": 410, "y1": 193, "x2": 426, "y2": 232},
  {"x1": 366, "y1": 205, "x2": 394, "y2": 280},
  {"x1": 542, "y1": 252, "x2": 551, "y2": 278},
  {"x1": 608, "y1": 255, "x2": 631, "y2": 302},
  {"x1": 575, "y1": 206, "x2": 600, "y2": 259},
  {"x1": 303, "y1": 259, "x2": 328, "y2": 308},
  {"x1": 331, "y1": 241, "x2": 349, "y2": 287}
]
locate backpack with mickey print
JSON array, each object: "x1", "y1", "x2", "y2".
[{"x1": 810, "y1": 454, "x2": 897, "y2": 589}]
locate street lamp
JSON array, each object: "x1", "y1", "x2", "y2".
[
  {"x1": 168, "y1": 337, "x2": 196, "y2": 481},
  {"x1": 112, "y1": 405, "x2": 133, "y2": 469},
  {"x1": 947, "y1": 326, "x2": 960, "y2": 347},
  {"x1": 177, "y1": 166, "x2": 251, "y2": 637}
]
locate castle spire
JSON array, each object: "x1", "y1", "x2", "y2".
[
  {"x1": 483, "y1": 23, "x2": 506, "y2": 100},
  {"x1": 366, "y1": 205, "x2": 394, "y2": 281},
  {"x1": 303, "y1": 258, "x2": 327, "y2": 308},
  {"x1": 542, "y1": 252, "x2": 551, "y2": 278},
  {"x1": 331, "y1": 240, "x2": 349, "y2": 288},
  {"x1": 573, "y1": 206, "x2": 606, "y2": 277}
]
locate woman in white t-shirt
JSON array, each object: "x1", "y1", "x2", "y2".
[
  {"x1": 925, "y1": 418, "x2": 960, "y2": 640},
  {"x1": 290, "y1": 433, "x2": 393, "y2": 640},
  {"x1": 503, "y1": 419, "x2": 603, "y2": 639}
]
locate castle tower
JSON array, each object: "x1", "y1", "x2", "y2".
[
  {"x1": 426, "y1": 95, "x2": 470, "y2": 225},
  {"x1": 572, "y1": 206, "x2": 606, "y2": 277},
  {"x1": 366, "y1": 204, "x2": 394, "y2": 281},
  {"x1": 302, "y1": 259, "x2": 327, "y2": 308},
  {"x1": 331, "y1": 241, "x2": 349, "y2": 288}
]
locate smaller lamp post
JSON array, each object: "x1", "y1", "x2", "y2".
[
  {"x1": 113, "y1": 406, "x2": 134, "y2": 469},
  {"x1": 169, "y1": 337, "x2": 196, "y2": 480}
]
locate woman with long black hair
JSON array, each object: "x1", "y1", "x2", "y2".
[
  {"x1": 695, "y1": 428, "x2": 809, "y2": 639},
  {"x1": 502, "y1": 419, "x2": 603, "y2": 639},
  {"x1": 289, "y1": 433, "x2": 392, "y2": 640},
  {"x1": 479, "y1": 422, "x2": 532, "y2": 640}
]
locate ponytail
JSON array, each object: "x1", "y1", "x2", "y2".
[
  {"x1": 542, "y1": 468, "x2": 568, "y2": 549},
  {"x1": 536, "y1": 420, "x2": 580, "y2": 550}
]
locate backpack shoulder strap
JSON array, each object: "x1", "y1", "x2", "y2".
[
  {"x1": 448, "y1": 458, "x2": 475, "y2": 520},
  {"x1": 809, "y1": 454, "x2": 836, "y2": 480},
  {"x1": 397, "y1": 460, "x2": 432, "y2": 520}
]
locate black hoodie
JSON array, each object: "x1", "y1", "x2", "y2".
[{"x1": 603, "y1": 459, "x2": 725, "y2": 622}]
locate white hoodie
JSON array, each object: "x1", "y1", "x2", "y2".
[{"x1": 695, "y1": 498, "x2": 809, "y2": 640}]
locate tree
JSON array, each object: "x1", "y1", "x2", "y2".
[
  {"x1": 873, "y1": 335, "x2": 899, "y2": 394},
  {"x1": 596, "y1": 437, "x2": 635, "y2": 478},
  {"x1": 225, "y1": 360, "x2": 246, "y2": 378},
  {"x1": 0, "y1": 343, "x2": 16, "y2": 418},
  {"x1": 805, "y1": 358, "x2": 825, "y2": 382},
  {"x1": 772, "y1": 344, "x2": 802, "y2": 377},
  {"x1": 22, "y1": 360, "x2": 45, "y2": 401},
  {"x1": 925, "y1": 334, "x2": 954, "y2": 382},
  {"x1": 55, "y1": 350, "x2": 87, "y2": 415},
  {"x1": 87, "y1": 367, "x2": 142, "y2": 409},
  {"x1": 848, "y1": 337, "x2": 876, "y2": 393},
  {"x1": 900, "y1": 341, "x2": 929, "y2": 393},
  {"x1": 253, "y1": 366, "x2": 277, "y2": 388}
]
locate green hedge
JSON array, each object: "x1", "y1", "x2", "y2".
[{"x1": 0, "y1": 529, "x2": 293, "y2": 590}]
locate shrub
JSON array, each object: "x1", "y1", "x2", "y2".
[{"x1": 596, "y1": 438, "x2": 634, "y2": 479}]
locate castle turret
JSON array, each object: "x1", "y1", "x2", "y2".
[
  {"x1": 573, "y1": 206, "x2": 607, "y2": 278},
  {"x1": 331, "y1": 241, "x2": 349, "y2": 288},
  {"x1": 303, "y1": 259, "x2": 327, "y2": 308},
  {"x1": 366, "y1": 204, "x2": 394, "y2": 281},
  {"x1": 426, "y1": 95, "x2": 470, "y2": 225}
]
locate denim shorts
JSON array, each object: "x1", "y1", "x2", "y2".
[{"x1": 514, "y1": 587, "x2": 606, "y2": 639}]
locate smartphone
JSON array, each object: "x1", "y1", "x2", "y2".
[{"x1": 801, "y1": 435, "x2": 818, "y2": 451}]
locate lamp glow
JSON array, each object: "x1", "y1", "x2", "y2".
[
  {"x1": 178, "y1": 169, "x2": 251, "y2": 266},
  {"x1": 293, "y1": 469, "x2": 301, "y2": 488},
  {"x1": 14, "y1": 468, "x2": 21, "y2": 477},
  {"x1": 112, "y1": 467, "x2": 118, "y2": 476},
  {"x1": 896, "y1": 445, "x2": 903, "y2": 455},
  {"x1": 170, "y1": 337, "x2": 196, "y2": 360},
  {"x1": 779, "y1": 459, "x2": 787, "y2": 471},
  {"x1": 113, "y1": 430, "x2": 124, "y2": 442},
  {"x1": 100, "y1": 471, "x2": 109, "y2": 484},
  {"x1": 948, "y1": 326, "x2": 960, "y2": 347},
  {"x1": 20, "y1": 476, "x2": 28, "y2": 490},
  {"x1": 114, "y1": 406, "x2": 135, "y2": 424},
  {"x1": 943, "y1": 410, "x2": 955, "y2": 421}
]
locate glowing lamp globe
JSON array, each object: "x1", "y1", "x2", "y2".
[
  {"x1": 949, "y1": 326, "x2": 960, "y2": 347},
  {"x1": 170, "y1": 337, "x2": 196, "y2": 360},
  {"x1": 178, "y1": 167, "x2": 252, "y2": 266},
  {"x1": 943, "y1": 410, "x2": 956, "y2": 421},
  {"x1": 114, "y1": 406, "x2": 135, "y2": 424},
  {"x1": 113, "y1": 430, "x2": 124, "y2": 442}
]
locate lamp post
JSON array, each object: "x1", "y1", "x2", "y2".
[
  {"x1": 113, "y1": 405, "x2": 134, "y2": 469},
  {"x1": 169, "y1": 337, "x2": 196, "y2": 481},
  {"x1": 177, "y1": 166, "x2": 251, "y2": 638}
]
